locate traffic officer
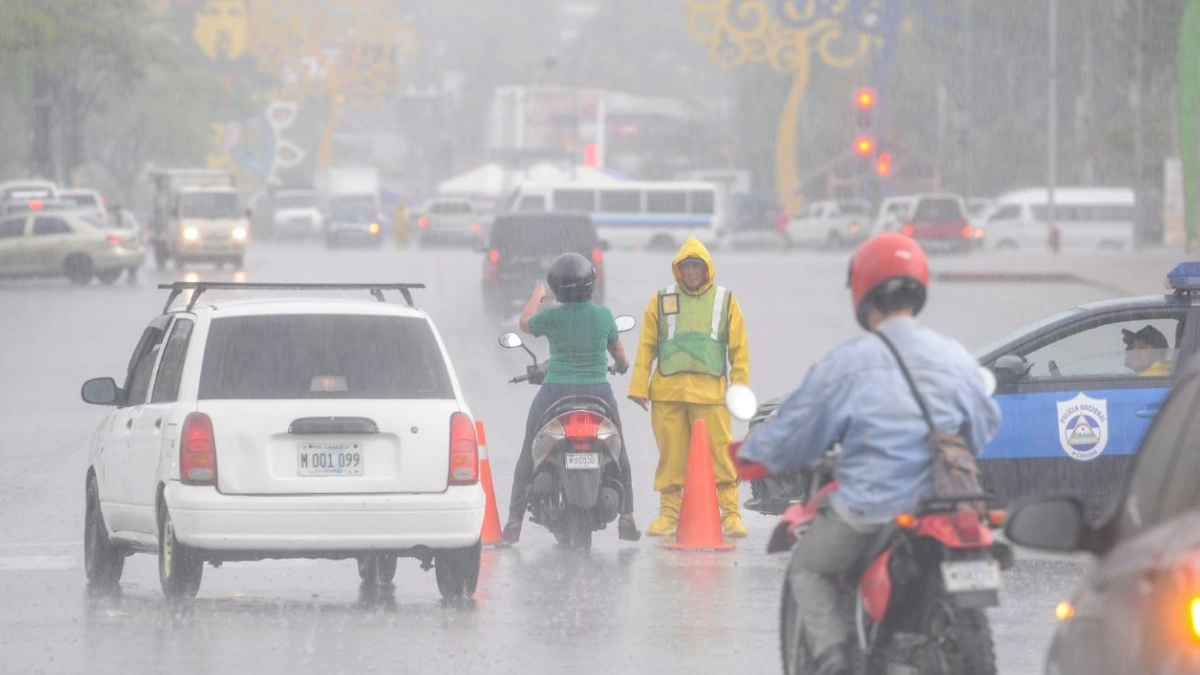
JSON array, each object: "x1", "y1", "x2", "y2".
[
  {"x1": 628, "y1": 237, "x2": 751, "y2": 538},
  {"x1": 392, "y1": 199, "x2": 409, "y2": 248}
]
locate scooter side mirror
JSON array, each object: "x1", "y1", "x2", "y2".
[
  {"x1": 498, "y1": 333, "x2": 524, "y2": 349},
  {"x1": 614, "y1": 315, "x2": 636, "y2": 333},
  {"x1": 725, "y1": 384, "x2": 759, "y2": 422}
]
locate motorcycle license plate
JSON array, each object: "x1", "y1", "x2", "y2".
[
  {"x1": 940, "y1": 560, "x2": 1001, "y2": 593},
  {"x1": 565, "y1": 452, "x2": 600, "y2": 470}
]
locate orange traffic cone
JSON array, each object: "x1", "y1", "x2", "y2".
[
  {"x1": 476, "y1": 420, "x2": 506, "y2": 548},
  {"x1": 666, "y1": 418, "x2": 735, "y2": 551}
]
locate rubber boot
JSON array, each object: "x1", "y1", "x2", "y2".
[
  {"x1": 718, "y1": 482, "x2": 748, "y2": 538},
  {"x1": 646, "y1": 489, "x2": 682, "y2": 537}
]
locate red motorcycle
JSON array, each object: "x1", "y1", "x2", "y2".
[{"x1": 725, "y1": 388, "x2": 1014, "y2": 675}]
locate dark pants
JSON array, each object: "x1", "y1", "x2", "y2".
[{"x1": 508, "y1": 382, "x2": 635, "y2": 520}]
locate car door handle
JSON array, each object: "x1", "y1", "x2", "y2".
[
  {"x1": 154, "y1": 418, "x2": 162, "y2": 430},
  {"x1": 125, "y1": 419, "x2": 133, "y2": 430},
  {"x1": 1135, "y1": 405, "x2": 1160, "y2": 419}
]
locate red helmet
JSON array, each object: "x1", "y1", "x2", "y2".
[{"x1": 848, "y1": 232, "x2": 930, "y2": 328}]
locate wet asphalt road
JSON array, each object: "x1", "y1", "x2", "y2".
[{"x1": 0, "y1": 241, "x2": 1150, "y2": 675}]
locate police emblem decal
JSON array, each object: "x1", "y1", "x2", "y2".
[{"x1": 1056, "y1": 393, "x2": 1109, "y2": 461}]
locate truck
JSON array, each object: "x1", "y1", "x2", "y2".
[
  {"x1": 784, "y1": 198, "x2": 872, "y2": 250},
  {"x1": 149, "y1": 169, "x2": 250, "y2": 269},
  {"x1": 314, "y1": 167, "x2": 385, "y2": 248},
  {"x1": 413, "y1": 197, "x2": 486, "y2": 248}
]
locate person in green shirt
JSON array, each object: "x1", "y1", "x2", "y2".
[{"x1": 503, "y1": 252, "x2": 641, "y2": 544}]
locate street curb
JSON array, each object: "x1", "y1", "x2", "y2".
[{"x1": 934, "y1": 271, "x2": 1134, "y2": 297}]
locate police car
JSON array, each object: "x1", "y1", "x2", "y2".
[{"x1": 745, "y1": 263, "x2": 1200, "y2": 521}]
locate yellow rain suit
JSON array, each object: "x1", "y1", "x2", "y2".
[{"x1": 628, "y1": 237, "x2": 750, "y2": 536}]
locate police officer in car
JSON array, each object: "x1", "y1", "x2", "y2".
[{"x1": 1123, "y1": 325, "x2": 1171, "y2": 377}]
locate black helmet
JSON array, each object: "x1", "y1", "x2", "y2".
[{"x1": 547, "y1": 252, "x2": 596, "y2": 303}]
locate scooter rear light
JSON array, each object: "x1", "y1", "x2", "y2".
[
  {"x1": 951, "y1": 509, "x2": 982, "y2": 542},
  {"x1": 562, "y1": 411, "x2": 603, "y2": 441}
]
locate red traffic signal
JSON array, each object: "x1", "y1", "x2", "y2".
[
  {"x1": 855, "y1": 88, "x2": 876, "y2": 110},
  {"x1": 854, "y1": 135, "x2": 875, "y2": 157},
  {"x1": 876, "y1": 152, "x2": 893, "y2": 177},
  {"x1": 583, "y1": 143, "x2": 599, "y2": 167}
]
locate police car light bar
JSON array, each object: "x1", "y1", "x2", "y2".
[{"x1": 1166, "y1": 262, "x2": 1200, "y2": 293}]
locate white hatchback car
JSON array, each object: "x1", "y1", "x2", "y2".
[{"x1": 81, "y1": 283, "x2": 485, "y2": 600}]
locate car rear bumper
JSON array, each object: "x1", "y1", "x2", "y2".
[{"x1": 164, "y1": 482, "x2": 485, "y2": 551}]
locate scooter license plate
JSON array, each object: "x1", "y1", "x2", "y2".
[
  {"x1": 940, "y1": 560, "x2": 1001, "y2": 593},
  {"x1": 565, "y1": 452, "x2": 600, "y2": 470}
]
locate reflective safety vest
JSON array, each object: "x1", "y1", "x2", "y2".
[{"x1": 656, "y1": 283, "x2": 731, "y2": 377}]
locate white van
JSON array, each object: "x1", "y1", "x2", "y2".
[
  {"x1": 981, "y1": 188, "x2": 1136, "y2": 252},
  {"x1": 506, "y1": 181, "x2": 724, "y2": 250}
]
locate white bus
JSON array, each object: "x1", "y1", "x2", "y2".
[
  {"x1": 981, "y1": 187, "x2": 1136, "y2": 252},
  {"x1": 505, "y1": 180, "x2": 725, "y2": 250}
]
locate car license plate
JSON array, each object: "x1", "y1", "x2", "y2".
[
  {"x1": 940, "y1": 559, "x2": 1001, "y2": 593},
  {"x1": 565, "y1": 452, "x2": 600, "y2": 470},
  {"x1": 297, "y1": 442, "x2": 363, "y2": 476}
]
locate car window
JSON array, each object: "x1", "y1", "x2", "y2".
[
  {"x1": 124, "y1": 326, "x2": 167, "y2": 406},
  {"x1": 988, "y1": 204, "x2": 1021, "y2": 222},
  {"x1": 838, "y1": 202, "x2": 868, "y2": 215},
  {"x1": 553, "y1": 190, "x2": 595, "y2": 213},
  {"x1": 515, "y1": 195, "x2": 546, "y2": 212},
  {"x1": 0, "y1": 217, "x2": 25, "y2": 238},
  {"x1": 199, "y1": 315, "x2": 454, "y2": 400},
  {"x1": 599, "y1": 190, "x2": 641, "y2": 213},
  {"x1": 151, "y1": 318, "x2": 194, "y2": 404},
  {"x1": 1118, "y1": 374, "x2": 1200, "y2": 538},
  {"x1": 647, "y1": 191, "x2": 687, "y2": 213},
  {"x1": 32, "y1": 217, "x2": 72, "y2": 236},
  {"x1": 1017, "y1": 313, "x2": 1186, "y2": 380},
  {"x1": 489, "y1": 215, "x2": 595, "y2": 254},
  {"x1": 690, "y1": 191, "x2": 715, "y2": 215},
  {"x1": 913, "y1": 198, "x2": 966, "y2": 221}
]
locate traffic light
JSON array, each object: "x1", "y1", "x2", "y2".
[
  {"x1": 876, "y1": 152, "x2": 892, "y2": 177},
  {"x1": 854, "y1": 135, "x2": 875, "y2": 157},
  {"x1": 855, "y1": 87, "x2": 875, "y2": 127}
]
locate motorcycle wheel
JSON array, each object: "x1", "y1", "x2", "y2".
[
  {"x1": 779, "y1": 580, "x2": 812, "y2": 675},
  {"x1": 565, "y1": 507, "x2": 592, "y2": 550},
  {"x1": 913, "y1": 591, "x2": 996, "y2": 675}
]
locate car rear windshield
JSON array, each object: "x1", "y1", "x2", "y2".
[
  {"x1": 198, "y1": 315, "x2": 454, "y2": 400},
  {"x1": 913, "y1": 198, "x2": 966, "y2": 221},
  {"x1": 489, "y1": 215, "x2": 596, "y2": 255}
]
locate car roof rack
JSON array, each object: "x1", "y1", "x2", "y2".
[{"x1": 157, "y1": 282, "x2": 426, "y2": 313}]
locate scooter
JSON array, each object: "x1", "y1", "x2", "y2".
[
  {"x1": 724, "y1": 384, "x2": 1014, "y2": 675},
  {"x1": 498, "y1": 315, "x2": 636, "y2": 550}
]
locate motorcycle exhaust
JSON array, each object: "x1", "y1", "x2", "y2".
[{"x1": 597, "y1": 485, "x2": 621, "y2": 523}]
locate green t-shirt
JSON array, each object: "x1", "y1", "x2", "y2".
[{"x1": 528, "y1": 302, "x2": 618, "y2": 385}]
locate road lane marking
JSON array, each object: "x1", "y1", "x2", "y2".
[{"x1": 0, "y1": 555, "x2": 76, "y2": 570}]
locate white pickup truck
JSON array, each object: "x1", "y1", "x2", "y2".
[{"x1": 785, "y1": 199, "x2": 872, "y2": 250}]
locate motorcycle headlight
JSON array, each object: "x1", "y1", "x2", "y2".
[{"x1": 1190, "y1": 597, "x2": 1200, "y2": 640}]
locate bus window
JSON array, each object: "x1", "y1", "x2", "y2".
[
  {"x1": 648, "y1": 191, "x2": 687, "y2": 213},
  {"x1": 554, "y1": 189, "x2": 595, "y2": 213},
  {"x1": 690, "y1": 191, "x2": 715, "y2": 214},
  {"x1": 599, "y1": 190, "x2": 641, "y2": 213}
]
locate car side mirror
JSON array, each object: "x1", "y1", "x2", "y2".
[
  {"x1": 1004, "y1": 495, "x2": 1090, "y2": 553},
  {"x1": 614, "y1": 315, "x2": 636, "y2": 333},
  {"x1": 992, "y1": 354, "x2": 1030, "y2": 387},
  {"x1": 81, "y1": 377, "x2": 122, "y2": 407},
  {"x1": 725, "y1": 384, "x2": 759, "y2": 422},
  {"x1": 499, "y1": 333, "x2": 524, "y2": 349}
]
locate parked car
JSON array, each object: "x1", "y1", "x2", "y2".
[
  {"x1": 1004, "y1": 296, "x2": 1200, "y2": 673},
  {"x1": 480, "y1": 212, "x2": 607, "y2": 321},
  {"x1": 80, "y1": 282, "x2": 485, "y2": 600},
  {"x1": 785, "y1": 199, "x2": 871, "y2": 249},
  {"x1": 0, "y1": 209, "x2": 144, "y2": 285}
]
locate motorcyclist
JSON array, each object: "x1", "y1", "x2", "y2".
[
  {"x1": 502, "y1": 252, "x2": 641, "y2": 544},
  {"x1": 735, "y1": 233, "x2": 1001, "y2": 675}
]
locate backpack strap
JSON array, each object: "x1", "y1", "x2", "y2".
[{"x1": 876, "y1": 331, "x2": 936, "y2": 433}]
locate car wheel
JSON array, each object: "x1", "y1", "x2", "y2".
[
  {"x1": 84, "y1": 477, "x2": 124, "y2": 591},
  {"x1": 64, "y1": 254, "x2": 95, "y2": 286},
  {"x1": 434, "y1": 541, "x2": 481, "y2": 599},
  {"x1": 357, "y1": 554, "x2": 398, "y2": 585},
  {"x1": 158, "y1": 501, "x2": 203, "y2": 600},
  {"x1": 96, "y1": 269, "x2": 123, "y2": 285},
  {"x1": 823, "y1": 231, "x2": 843, "y2": 251}
]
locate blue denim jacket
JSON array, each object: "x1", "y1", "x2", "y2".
[{"x1": 739, "y1": 317, "x2": 1001, "y2": 525}]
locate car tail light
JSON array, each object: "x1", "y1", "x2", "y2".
[
  {"x1": 28, "y1": 199, "x2": 44, "y2": 211},
  {"x1": 902, "y1": 223, "x2": 915, "y2": 237},
  {"x1": 592, "y1": 247, "x2": 605, "y2": 284},
  {"x1": 180, "y1": 413, "x2": 217, "y2": 486},
  {"x1": 961, "y1": 224, "x2": 973, "y2": 238},
  {"x1": 418, "y1": 216, "x2": 429, "y2": 229},
  {"x1": 562, "y1": 411, "x2": 602, "y2": 442},
  {"x1": 774, "y1": 210, "x2": 788, "y2": 233},
  {"x1": 448, "y1": 412, "x2": 479, "y2": 485},
  {"x1": 106, "y1": 233, "x2": 122, "y2": 246},
  {"x1": 487, "y1": 248, "x2": 500, "y2": 284},
  {"x1": 894, "y1": 513, "x2": 918, "y2": 530},
  {"x1": 472, "y1": 222, "x2": 482, "y2": 232}
]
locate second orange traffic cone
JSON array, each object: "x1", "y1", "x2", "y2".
[
  {"x1": 666, "y1": 418, "x2": 735, "y2": 551},
  {"x1": 476, "y1": 420, "x2": 506, "y2": 547}
]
